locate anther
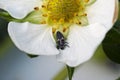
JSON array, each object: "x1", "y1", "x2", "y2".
[
  {"x1": 80, "y1": 6, "x2": 84, "y2": 10},
  {"x1": 78, "y1": 21, "x2": 82, "y2": 24},
  {"x1": 74, "y1": 13, "x2": 78, "y2": 17},
  {"x1": 52, "y1": 28, "x2": 56, "y2": 34},
  {"x1": 34, "y1": 7, "x2": 39, "y2": 10},
  {"x1": 41, "y1": 5, "x2": 46, "y2": 8},
  {"x1": 84, "y1": 0, "x2": 89, "y2": 3},
  {"x1": 42, "y1": 14, "x2": 48, "y2": 17},
  {"x1": 76, "y1": 21, "x2": 81, "y2": 25},
  {"x1": 81, "y1": 13, "x2": 87, "y2": 16},
  {"x1": 63, "y1": 27, "x2": 67, "y2": 32},
  {"x1": 84, "y1": 13, "x2": 87, "y2": 16}
]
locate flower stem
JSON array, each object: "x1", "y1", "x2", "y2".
[
  {"x1": 0, "y1": 11, "x2": 15, "y2": 21},
  {"x1": 66, "y1": 65, "x2": 75, "y2": 80},
  {"x1": 0, "y1": 11, "x2": 24, "y2": 22}
]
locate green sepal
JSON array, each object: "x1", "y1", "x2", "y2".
[
  {"x1": 27, "y1": 54, "x2": 39, "y2": 58},
  {"x1": 66, "y1": 65, "x2": 75, "y2": 80},
  {"x1": 0, "y1": 10, "x2": 42, "y2": 24},
  {"x1": 23, "y1": 10, "x2": 43, "y2": 24},
  {"x1": 102, "y1": 20, "x2": 120, "y2": 64},
  {"x1": 0, "y1": 11, "x2": 20, "y2": 22}
]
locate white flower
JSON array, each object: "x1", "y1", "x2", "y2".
[{"x1": 0, "y1": 0, "x2": 118, "y2": 67}]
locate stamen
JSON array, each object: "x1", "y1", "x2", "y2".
[
  {"x1": 40, "y1": 21, "x2": 46, "y2": 24},
  {"x1": 80, "y1": 13, "x2": 87, "y2": 16},
  {"x1": 41, "y1": 5, "x2": 46, "y2": 8},
  {"x1": 74, "y1": 13, "x2": 78, "y2": 17},
  {"x1": 78, "y1": 21, "x2": 82, "y2": 24},
  {"x1": 63, "y1": 27, "x2": 68, "y2": 32},
  {"x1": 52, "y1": 28, "x2": 56, "y2": 34},
  {"x1": 83, "y1": 13, "x2": 87, "y2": 16},
  {"x1": 34, "y1": 7, "x2": 39, "y2": 10},
  {"x1": 84, "y1": 0, "x2": 89, "y2": 3},
  {"x1": 40, "y1": 0, "x2": 90, "y2": 36},
  {"x1": 46, "y1": 0, "x2": 81, "y2": 23},
  {"x1": 42, "y1": 14, "x2": 48, "y2": 17}
]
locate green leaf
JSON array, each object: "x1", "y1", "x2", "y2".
[
  {"x1": 114, "y1": 20, "x2": 120, "y2": 31},
  {"x1": 116, "y1": 77, "x2": 120, "y2": 80},
  {"x1": 27, "y1": 54, "x2": 39, "y2": 58},
  {"x1": 66, "y1": 65, "x2": 75, "y2": 80},
  {"x1": 102, "y1": 20, "x2": 120, "y2": 64}
]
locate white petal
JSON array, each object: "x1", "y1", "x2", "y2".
[
  {"x1": 0, "y1": 0, "x2": 42, "y2": 19},
  {"x1": 87, "y1": 0, "x2": 116, "y2": 31},
  {"x1": 8, "y1": 22, "x2": 59, "y2": 55},
  {"x1": 73, "y1": 58, "x2": 120, "y2": 80},
  {"x1": 57, "y1": 23, "x2": 107, "y2": 67}
]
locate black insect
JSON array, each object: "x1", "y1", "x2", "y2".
[{"x1": 56, "y1": 31, "x2": 69, "y2": 50}]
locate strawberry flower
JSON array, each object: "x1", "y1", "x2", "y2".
[{"x1": 0, "y1": 0, "x2": 118, "y2": 67}]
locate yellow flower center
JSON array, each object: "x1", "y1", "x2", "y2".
[
  {"x1": 47, "y1": 0, "x2": 80, "y2": 23},
  {"x1": 34, "y1": 0, "x2": 93, "y2": 37}
]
